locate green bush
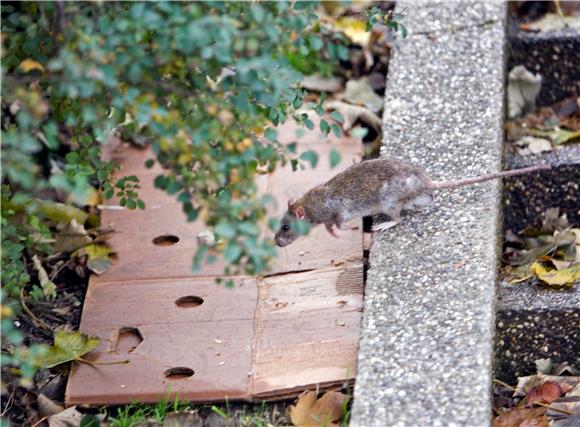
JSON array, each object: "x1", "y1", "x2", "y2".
[{"x1": 1, "y1": 0, "x2": 343, "y2": 383}]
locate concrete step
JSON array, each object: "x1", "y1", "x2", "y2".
[
  {"x1": 351, "y1": 2, "x2": 507, "y2": 426},
  {"x1": 495, "y1": 14, "x2": 580, "y2": 384}
]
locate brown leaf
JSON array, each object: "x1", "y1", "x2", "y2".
[
  {"x1": 493, "y1": 408, "x2": 546, "y2": 427},
  {"x1": 289, "y1": 390, "x2": 348, "y2": 426},
  {"x1": 324, "y1": 100, "x2": 382, "y2": 133},
  {"x1": 519, "y1": 415, "x2": 550, "y2": 427},
  {"x1": 340, "y1": 78, "x2": 384, "y2": 113},
  {"x1": 527, "y1": 381, "x2": 563, "y2": 404},
  {"x1": 300, "y1": 75, "x2": 343, "y2": 93},
  {"x1": 37, "y1": 394, "x2": 65, "y2": 417},
  {"x1": 515, "y1": 375, "x2": 580, "y2": 398},
  {"x1": 54, "y1": 219, "x2": 93, "y2": 253},
  {"x1": 47, "y1": 406, "x2": 83, "y2": 427}
]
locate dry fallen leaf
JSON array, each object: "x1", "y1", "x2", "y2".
[
  {"x1": 520, "y1": 13, "x2": 580, "y2": 33},
  {"x1": 334, "y1": 16, "x2": 369, "y2": 46},
  {"x1": 37, "y1": 394, "x2": 65, "y2": 417},
  {"x1": 531, "y1": 261, "x2": 580, "y2": 287},
  {"x1": 514, "y1": 375, "x2": 580, "y2": 398},
  {"x1": 508, "y1": 66, "x2": 542, "y2": 119},
  {"x1": 341, "y1": 78, "x2": 384, "y2": 113},
  {"x1": 514, "y1": 136, "x2": 552, "y2": 155},
  {"x1": 493, "y1": 408, "x2": 546, "y2": 427},
  {"x1": 301, "y1": 74, "x2": 344, "y2": 93},
  {"x1": 19, "y1": 58, "x2": 45, "y2": 73},
  {"x1": 54, "y1": 219, "x2": 93, "y2": 253},
  {"x1": 73, "y1": 243, "x2": 115, "y2": 275},
  {"x1": 527, "y1": 381, "x2": 563, "y2": 404},
  {"x1": 289, "y1": 390, "x2": 348, "y2": 427},
  {"x1": 47, "y1": 406, "x2": 84, "y2": 427},
  {"x1": 324, "y1": 100, "x2": 382, "y2": 133},
  {"x1": 32, "y1": 255, "x2": 57, "y2": 298}
]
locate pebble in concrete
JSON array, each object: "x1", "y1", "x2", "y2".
[{"x1": 351, "y1": 2, "x2": 507, "y2": 426}]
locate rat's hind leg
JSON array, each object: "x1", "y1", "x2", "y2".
[
  {"x1": 402, "y1": 192, "x2": 434, "y2": 212},
  {"x1": 372, "y1": 202, "x2": 402, "y2": 232}
]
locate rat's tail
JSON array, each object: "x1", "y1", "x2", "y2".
[{"x1": 430, "y1": 164, "x2": 551, "y2": 190}]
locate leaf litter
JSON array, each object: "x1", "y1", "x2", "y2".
[
  {"x1": 494, "y1": 359, "x2": 580, "y2": 427},
  {"x1": 502, "y1": 208, "x2": 580, "y2": 287},
  {"x1": 505, "y1": 95, "x2": 580, "y2": 156}
]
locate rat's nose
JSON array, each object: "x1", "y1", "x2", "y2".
[{"x1": 275, "y1": 236, "x2": 287, "y2": 247}]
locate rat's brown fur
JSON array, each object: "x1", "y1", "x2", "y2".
[{"x1": 274, "y1": 158, "x2": 550, "y2": 247}]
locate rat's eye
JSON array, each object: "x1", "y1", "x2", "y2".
[{"x1": 282, "y1": 224, "x2": 290, "y2": 231}]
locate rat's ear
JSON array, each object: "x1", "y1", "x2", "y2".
[
  {"x1": 287, "y1": 198, "x2": 295, "y2": 210},
  {"x1": 294, "y1": 206, "x2": 305, "y2": 219}
]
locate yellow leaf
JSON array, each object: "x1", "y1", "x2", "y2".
[
  {"x1": 289, "y1": 390, "x2": 348, "y2": 426},
  {"x1": 335, "y1": 17, "x2": 369, "y2": 46},
  {"x1": 531, "y1": 261, "x2": 580, "y2": 286},
  {"x1": 19, "y1": 59, "x2": 45, "y2": 73}
]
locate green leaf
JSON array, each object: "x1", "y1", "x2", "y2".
[
  {"x1": 39, "y1": 201, "x2": 88, "y2": 226},
  {"x1": 183, "y1": 202, "x2": 199, "y2": 222},
  {"x1": 224, "y1": 243, "x2": 242, "y2": 262},
  {"x1": 65, "y1": 152, "x2": 79, "y2": 163},
  {"x1": 264, "y1": 128, "x2": 278, "y2": 142},
  {"x1": 329, "y1": 149, "x2": 341, "y2": 168},
  {"x1": 290, "y1": 159, "x2": 299, "y2": 172},
  {"x1": 330, "y1": 110, "x2": 344, "y2": 124},
  {"x1": 304, "y1": 118, "x2": 315, "y2": 130},
  {"x1": 145, "y1": 159, "x2": 155, "y2": 169},
  {"x1": 137, "y1": 199, "x2": 145, "y2": 210},
  {"x1": 126, "y1": 199, "x2": 137, "y2": 209},
  {"x1": 331, "y1": 123, "x2": 342, "y2": 138},
  {"x1": 238, "y1": 221, "x2": 259, "y2": 236},
  {"x1": 320, "y1": 119, "x2": 331, "y2": 135},
  {"x1": 215, "y1": 220, "x2": 236, "y2": 239},
  {"x1": 310, "y1": 35, "x2": 324, "y2": 51},
  {"x1": 39, "y1": 331, "x2": 101, "y2": 368},
  {"x1": 299, "y1": 150, "x2": 318, "y2": 168},
  {"x1": 400, "y1": 23, "x2": 408, "y2": 38}
]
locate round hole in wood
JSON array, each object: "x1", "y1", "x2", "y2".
[
  {"x1": 116, "y1": 327, "x2": 143, "y2": 354},
  {"x1": 175, "y1": 296, "x2": 204, "y2": 308},
  {"x1": 152, "y1": 235, "x2": 179, "y2": 246},
  {"x1": 164, "y1": 367, "x2": 194, "y2": 379}
]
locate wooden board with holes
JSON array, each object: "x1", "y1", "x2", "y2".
[{"x1": 66, "y1": 118, "x2": 364, "y2": 405}]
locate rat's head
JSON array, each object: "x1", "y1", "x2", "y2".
[{"x1": 274, "y1": 199, "x2": 305, "y2": 247}]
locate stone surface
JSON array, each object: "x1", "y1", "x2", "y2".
[
  {"x1": 496, "y1": 146, "x2": 580, "y2": 384},
  {"x1": 504, "y1": 148, "x2": 580, "y2": 231},
  {"x1": 351, "y1": 2, "x2": 507, "y2": 426}
]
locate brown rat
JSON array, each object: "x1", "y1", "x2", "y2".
[{"x1": 274, "y1": 158, "x2": 551, "y2": 247}]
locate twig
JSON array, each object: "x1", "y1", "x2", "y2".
[
  {"x1": 554, "y1": 0, "x2": 564, "y2": 19},
  {"x1": 30, "y1": 416, "x2": 48, "y2": 427},
  {"x1": 534, "y1": 401, "x2": 573, "y2": 416},
  {"x1": 20, "y1": 288, "x2": 52, "y2": 331},
  {"x1": 493, "y1": 378, "x2": 515, "y2": 390}
]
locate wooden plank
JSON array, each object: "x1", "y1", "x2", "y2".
[{"x1": 66, "y1": 118, "x2": 363, "y2": 405}]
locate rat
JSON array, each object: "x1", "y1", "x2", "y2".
[{"x1": 274, "y1": 158, "x2": 551, "y2": 247}]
